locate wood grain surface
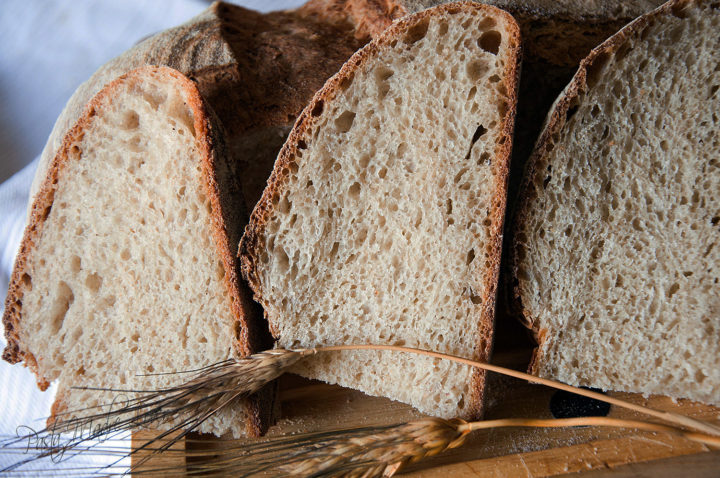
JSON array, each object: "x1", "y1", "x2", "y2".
[{"x1": 131, "y1": 348, "x2": 720, "y2": 476}]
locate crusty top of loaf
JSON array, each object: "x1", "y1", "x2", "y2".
[{"x1": 400, "y1": 0, "x2": 666, "y2": 19}]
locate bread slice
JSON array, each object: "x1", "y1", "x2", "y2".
[
  {"x1": 2, "y1": 66, "x2": 269, "y2": 437},
  {"x1": 241, "y1": 2, "x2": 520, "y2": 419},
  {"x1": 512, "y1": 0, "x2": 720, "y2": 405}
]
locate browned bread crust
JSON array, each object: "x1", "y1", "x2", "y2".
[
  {"x1": 510, "y1": 0, "x2": 700, "y2": 374},
  {"x1": 2, "y1": 66, "x2": 265, "y2": 436},
  {"x1": 240, "y1": 1, "x2": 520, "y2": 419}
]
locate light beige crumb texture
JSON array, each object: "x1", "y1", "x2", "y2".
[
  {"x1": 515, "y1": 0, "x2": 720, "y2": 405},
  {"x1": 15, "y1": 69, "x2": 248, "y2": 436},
  {"x1": 249, "y1": 5, "x2": 518, "y2": 418}
]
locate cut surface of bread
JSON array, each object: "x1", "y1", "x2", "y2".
[
  {"x1": 3, "y1": 66, "x2": 268, "y2": 437},
  {"x1": 241, "y1": 2, "x2": 519, "y2": 419},
  {"x1": 512, "y1": 0, "x2": 720, "y2": 405}
]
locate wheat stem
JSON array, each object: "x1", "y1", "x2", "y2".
[{"x1": 309, "y1": 344, "x2": 720, "y2": 437}]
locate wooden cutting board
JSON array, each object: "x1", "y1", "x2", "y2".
[{"x1": 131, "y1": 346, "x2": 720, "y2": 476}]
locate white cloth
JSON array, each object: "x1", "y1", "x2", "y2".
[{"x1": 0, "y1": 0, "x2": 304, "y2": 474}]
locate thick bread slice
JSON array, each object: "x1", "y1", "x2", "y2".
[
  {"x1": 512, "y1": 0, "x2": 720, "y2": 405},
  {"x1": 2, "y1": 66, "x2": 266, "y2": 437},
  {"x1": 30, "y1": 1, "x2": 370, "y2": 214},
  {"x1": 241, "y1": 2, "x2": 520, "y2": 419}
]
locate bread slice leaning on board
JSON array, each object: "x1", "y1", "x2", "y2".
[
  {"x1": 512, "y1": 0, "x2": 719, "y2": 405},
  {"x1": 241, "y1": 2, "x2": 520, "y2": 419},
  {"x1": 2, "y1": 66, "x2": 269, "y2": 438}
]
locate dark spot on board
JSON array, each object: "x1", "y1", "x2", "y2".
[{"x1": 549, "y1": 388, "x2": 611, "y2": 419}]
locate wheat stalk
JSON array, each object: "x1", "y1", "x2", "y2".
[
  {"x1": 0, "y1": 349, "x2": 307, "y2": 473},
  {"x1": 2, "y1": 344, "x2": 719, "y2": 474},
  {"x1": 9, "y1": 415, "x2": 716, "y2": 477},
  {"x1": 276, "y1": 416, "x2": 720, "y2": 477}
]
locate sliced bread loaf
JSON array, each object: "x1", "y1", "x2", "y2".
[
  {"x1": 2, "y1": 66, "x2": 269, "y2": 437},
  {"x1": 512, "y1": 0, "x2": 720, "y2": 405},
  {"x1": 241, "y1": 2, "x2": 520, "y2": 419},
  {"x1": 30, "y1": 1, "x2": 370, "y2": 215}
]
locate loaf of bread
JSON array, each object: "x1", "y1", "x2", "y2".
[
  {"x1": 30, "y1": 1, "x2": 370, "y2": 215},
  {"x1": 7, "y1": 1, "x2": 376, "y2": 438},
  {"x1": 3, "y1": 66, "x2": 270, "y2": 437},
  {"x1": 512, "y1": 0, "x2": 719, "y2": 405},
  {"x1": 241, "y1": 2, "x2": 520, "y2": 419}
]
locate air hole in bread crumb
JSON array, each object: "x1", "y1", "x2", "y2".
[
  {"x1": 466, "y1": 59, "x2": 488, "y2": 82},
  {"x1": 335, "y1": 111, "x2": 356, "y2": 133},
  {"x1": 102, "y1": 295, "x2": 116, "y2": 308},
  {"x1": 404, "y1": 18, "x2": 429, "y2": 44},
  {"x1": 586, "y1": 51, "x2": 610, "y2": 88},
  {"x1": 120, "y1": 110, "x2": 140, "y2": 130},
  {"x1": 670, "y1": 2, "x2": 690, "y2": 18},
  {"x1": 566, "y1": 104, "x2": 579, "y2": 121},
  {"x1": 465, "y1": 124, "x2": 487, "y2": 159},
  {"x1": 339, "y1": 73, "x2": 354, "y2": 91},
  {"x1": 479, "y1": 16, "x2": 496, "y2": 29},
  {"x1": 375, "y1": 65, "x2": 394, "y2": 99},
  {"x1": 543, "y1": 175, "x2": 552, "y2": 189},
  {"x1": 478, "y1": 30, "x2": 501, "y2": 55},
  {"x1": 276, "y1": 248, "x2": 290, "y2": 274},
  {"x1": 466, "y1": 86, "x2": 477, "y2": 101},
  {"x1": 348, "y1": 182, "x2": 361, "y2": 198},
  {"x1": 21, "y1": 273, "x2": 32, "y2": 290},
  {"x1": 666, "y1": 283, "x2": 680, "y2": 299},
  {"x1": 278, "y1": 197, "x2": 291, "y2": 214},
  {"x1": 85, "y1": 273, "x2": 102, "y2": 293},
  {"x1": 498, "y1": 101, "x2": 508, "y2": 117},
  {"x1": 438, "y1": 21, "x2": 449, "y2": 36},
  {"x1": 50, "y1": 281, "x2": 74, "y2": 333},
  {"x1": 311, "y1": 100, "x2": 324, "y2": 117},
  {"x1": 616, "y1": 42, "x2": 634, "y2": 61},
  {"x1": 466, "y1": 249, "x2": 475, "y2": 265},
  {"x1": 70, "y1": 255, "x2": 82, "y2": 273}
]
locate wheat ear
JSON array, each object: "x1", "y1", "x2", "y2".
[
  {"x1": 3, "y1": 344, "x2": 718, "y2": 474},
  {"x1": 26, "y1": 416, "x2": 712, "y2": 477},
  {"x1": 311, "y1": 344, "x2": 720, "y2": 436},
  {"x1": 0, "y1": 349, "x2": 307, "y2": 473}
]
